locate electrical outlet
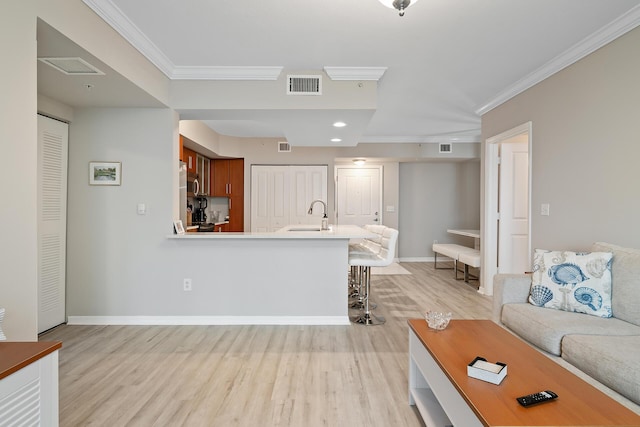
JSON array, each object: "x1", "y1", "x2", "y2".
[
  {"x1": 183, "y1": 278, "x2": 192, "y2": 291},
  {"x1": 433, "y1": 240, "x2": 438, "y2": 244},
  {"x1": 541, "y1": 203, "x2": 550, "y2": 216}
]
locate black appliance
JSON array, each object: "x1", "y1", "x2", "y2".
[{"x1": 192, "y1": 196, "x2": 208, "y2": 224}]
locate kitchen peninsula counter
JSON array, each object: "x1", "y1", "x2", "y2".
[
  {"x1": 122, "y1": 225, "x2": 379, "y2": 326},
  {"x1": 168, "y1": 224, "x2": 375, "y2": 239}
]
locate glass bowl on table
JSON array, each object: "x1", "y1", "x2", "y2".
[{"x1": 425, "y1": 311, "x2": 452, "y2": 330}]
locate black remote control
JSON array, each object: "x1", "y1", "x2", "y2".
[{"x1": 516, "y1": 390, "x2": 558, "y2": 407}]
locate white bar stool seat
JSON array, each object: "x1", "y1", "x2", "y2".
[{"x1": 348, "y1": 227, "x2": 399, "y2": 326}]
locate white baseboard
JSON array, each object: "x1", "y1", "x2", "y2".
[{"x1": 66, "y1": 315, "x2": 351, "y2": 326}]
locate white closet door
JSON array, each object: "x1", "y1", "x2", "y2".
[
  {"x1": 290, "y1": 166, "x2": 327, "y2": 225},
  {"x1": 37, "y1": 115, "x2": 68, "y2": 333},
  {"x1": 251, "y1": 165, "x2": 327, "y2": 231},
  {"x1": 251, "y1": 166, "x2": 290, "y2": 232}
]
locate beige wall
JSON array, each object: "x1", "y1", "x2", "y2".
[
  {"x1": 0, "y1": 1, "x2": 38, "y2": 340},
  {"x1": 481, "y1": 26, "x2": 640, "y2": 252}
]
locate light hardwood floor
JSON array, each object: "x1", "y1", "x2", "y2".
[{"x1": 41, "y1": 261, "x2": 491, "y2": 427}]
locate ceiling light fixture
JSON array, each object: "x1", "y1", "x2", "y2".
[
  {"x1": 331, "y1": 138, "x2": 342, "y2": 143},
  {"x1": 378, "y1": 0, "x2": 421, "y2": 16},
  {"x1": 333, "y1": 121, "x2": 347, "y2": 128},
  {"x1": 353, "y1": 159, "x2": 366, "y2": 166}
]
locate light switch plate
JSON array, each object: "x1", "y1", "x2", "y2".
[
  {"x1": 137, "y1": 203, "x2": 146, "y2": 215},
  {"x1": 541, "y1": 203, "x2": 550, "y2": 216}
]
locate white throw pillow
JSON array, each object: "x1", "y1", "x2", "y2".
[
  {"x1": 529, "y1": 249, "x2": 613, "y2": 318},
  {"x1": 0, "y1": 308, "x2": 6, "y2": 340}
]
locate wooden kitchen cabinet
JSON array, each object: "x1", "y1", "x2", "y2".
[
  {"x1": 211, "y1": 158, "x2": 244, "y2": 231},
  {"x1": 183, "y1": 147, "x2": 197, "y2": 174},
  {"x1": 214, "y1": 223, "x2": 229, "y2": 232}
]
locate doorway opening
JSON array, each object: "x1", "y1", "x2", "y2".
[{"x1": 482, "y1": 122, "x2": 532, "y2": 295}]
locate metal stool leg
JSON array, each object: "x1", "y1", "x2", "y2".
[
  {"x1": 349, "y1": 266, "x2": 376, "y2": 310},
  {"x1": 350, "y1": 266, "x2": 385, "y2": 325},
  {"x1": 348, "y1": 265, "x2": 360, "y2": 298}
]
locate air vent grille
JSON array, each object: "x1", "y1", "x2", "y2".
[
  {"x1": 278, "y1": 142, "x2": 291, "y2": 152},
  {"x1": 439, "y1": 143, "x2": 452, "y2": 154},
  {"x1": 38, "y1": 57, "x2": 105, "y2": 76},
  {"x1": 287, "y1": 75, "x2": 321, "y2": 95}
]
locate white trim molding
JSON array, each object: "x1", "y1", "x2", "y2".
[
  {"x1": 171, "y1": 66, "x2": 283, "y2": 81},
  {"x1": 476, "y1": 4, "x2": 640, "y2": 115},
  {"x1": 324, "y1": 67, "x2": 388, "y2": 81},
  {"x1": 82, "y1": 0, "x2": 175, "y2": 76},
  {"x1": 67, "y1": 315, "x2": 350, "y2": 326},
  {"x1": 360, "y1": 134, "x2": 481, "y2": 144}
]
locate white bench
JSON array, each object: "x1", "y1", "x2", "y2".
[
  {"x1": 432, "y1": 243, "x2": 480, "y2": 283},
  {"x1": 458, "y1": 249, "x2": 480, "y2": 283}
]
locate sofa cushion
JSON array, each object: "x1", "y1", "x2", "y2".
[
  {"x1": 592, "y1": 242, "x2": 640, "y2": 326},
  {"x1": 562, "y1": 334, "x2": 640, "y2": 406},
  {"x1": 529, "y1": 249, "x2": 613, "y2": 318},
  {"x1": 501, "y1": 303, "x2": 640, "y2": 355}
]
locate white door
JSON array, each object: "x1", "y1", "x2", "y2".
[
  {"x1": 251, "y1": 166, "x2": 289, "y2": 232},
  {"x1": 498, "y1": 141, "x2": 529, "y2": 274},
  {"x1": 336, "y1": 166, "x2": 382, "y2": 226},
  {"x1": 290, "y1": 166, "x2": 328, "y2": 225},
  {"x1": 37, "y1": 115, "x2": 68, "y2": 333},
  {"x1": 251, "y1": 165, "x2": 327, "y2": 231}
]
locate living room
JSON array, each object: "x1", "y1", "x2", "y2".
[{"x1": 2, "y1": 1, "x2": 640, "y2": 425}]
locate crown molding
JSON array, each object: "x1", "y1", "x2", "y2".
[
  {"x1": 476, "y1": 4, "x2": 640, "y2": 116},
  {"x1": 83, "y1": 0, "x2": 175, "y2": 76},
  {"x1": 324, "y1": 67, "x2": 388, "y2": 81},
  {"x1": 360, "y1": 134, "x2": 480, "y2": 143},
  {"x1": 171, "y1": 66, "x2": 283, "y2": 80}
]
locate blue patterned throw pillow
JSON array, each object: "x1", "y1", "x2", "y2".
[{"x1": 529, "y1": 250, "x2": 613, "y2": 318}]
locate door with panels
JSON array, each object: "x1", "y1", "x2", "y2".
[{"x1": 251, "y1": 165, "x2": 327, "y2": 232}]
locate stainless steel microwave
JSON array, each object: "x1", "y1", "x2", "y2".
[{"x1": 187, "y1": 172, "x2": 200, "y2": 196}]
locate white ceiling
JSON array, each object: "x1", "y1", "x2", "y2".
[{"x1": 41, "y1": 0, "x2": 640, "y2": 146}]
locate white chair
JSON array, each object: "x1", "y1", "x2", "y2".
[{"x1": 348, "y1": 227, "x2": 399, "y2": 325}]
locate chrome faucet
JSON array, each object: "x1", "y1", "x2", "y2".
[{"x1": 308, "y1": 200, "x2": 329, "y2": 230}]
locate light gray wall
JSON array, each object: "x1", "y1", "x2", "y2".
[
  {"x1": 0, "y1": 2, "x2": 38, "y2": 340},
  {"x1": 481, "y1": 25, "x2": 640, "y2": 251},
  {"x1": 66, "y1": 108, "x2": 178, "y2": 316},
  {"x1": 399, "y1": 161, "x2": 481, "y2": 259}
]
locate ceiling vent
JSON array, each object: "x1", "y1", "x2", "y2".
[
  {"x1": 287, "y1": 75, "x2": 321, "y2": 95},
  {"x1": 38, "y1": 57, "x2": 105, "y2": 76},
  {"x1": 439, "y1": 143, "x2": 453, "y2": 154},
  {"x1": 278, "y1": 142, "x2": 291, "y2": 152}
]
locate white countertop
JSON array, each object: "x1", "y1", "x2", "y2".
[
  {"x1": 169, "y1": 224, "x2": 376, "y2": 240},
  {"x1": 447, "y1": 229, "x2": 480, "y2": 239}
]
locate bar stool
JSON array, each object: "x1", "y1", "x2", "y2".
[
  {"x1": 349, "y1": 227, "x2": 399, "y2": 325},
  {"x1": 348, "y1": 225, "x2": 384, "y2": 300}
]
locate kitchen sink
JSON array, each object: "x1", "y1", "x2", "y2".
[{"x1": 287, "y1": 227, "x2": 322, "y2": 231}]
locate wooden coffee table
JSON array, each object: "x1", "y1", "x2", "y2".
[{"x1": 408, "y1": 319, "x2": 640, "y2": 426}]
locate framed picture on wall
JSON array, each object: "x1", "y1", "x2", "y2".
[{"x1": 89, "y1": 161, "x2": 121, "y2": 185}]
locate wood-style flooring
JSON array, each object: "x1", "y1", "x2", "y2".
[{"x1": 40, "y1": 261, "x2": 491, "y2": 426}]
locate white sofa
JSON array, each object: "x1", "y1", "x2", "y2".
[{"x1": 493, "y1": 242, "x2": 640, "y2": 412}]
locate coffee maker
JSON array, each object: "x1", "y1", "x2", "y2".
[{"x1": 192, "y1": 196, "x2": 208, "y2": 224}]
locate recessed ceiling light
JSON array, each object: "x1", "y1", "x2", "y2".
[
  {"x1": 331, "y1": 138, "x2": 342, "y2": 143},
  {"x1": 353, "y1": 159, "x2": 366, "y2": 166},
  {"x1": 333, "y1": 121, "x2": 347, "y2": 128}
]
